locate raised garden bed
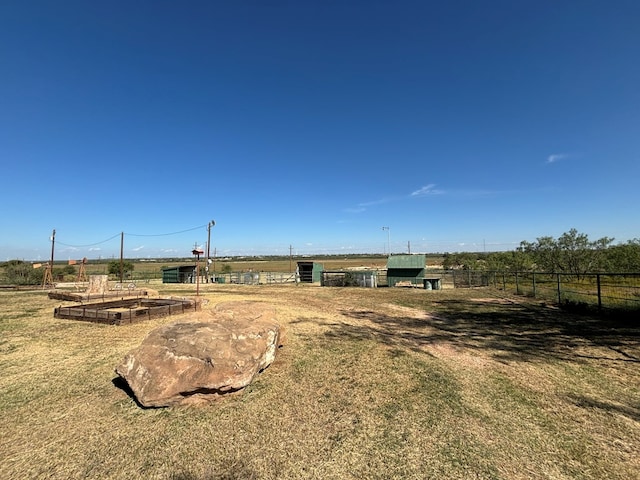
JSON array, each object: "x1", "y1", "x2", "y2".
[{"x1": 54, "y1": 298, "x2": 196, "y2": 325}]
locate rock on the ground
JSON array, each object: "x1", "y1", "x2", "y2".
[{"x1": 115, "y1": 301, "x2": 283, "y2": 407}]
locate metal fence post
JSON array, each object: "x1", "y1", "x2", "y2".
[
  {"x1": 557, "y1": 273, "x2": 562, "y2": 304},
  {"x1": 597, "y1": 274, "x2": 602, "y2": 309},
  {"x1": 532, "y1": 272, "x2": 536, "y2": 298},
  {"x1": 515, "y1": 272, "x2": 520, "y2": 295}
]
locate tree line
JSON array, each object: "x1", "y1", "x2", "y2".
[{"x1": 442, "y1": 229, "x2": 640, "y2": 277}]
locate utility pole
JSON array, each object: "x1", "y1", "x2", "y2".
[
  {"x1": 192, "y1": 245, "x2": 203, "y2": 297},
  {"x1": 408, "y1": 241, "x2": 411, "y2": 254},
  {"x1": 382, "y1": 227, "x2": 390, "y2": 257},
  {"x1": 289, "y1": 244, "x2": 293, "y2": 273},
  {"x1": 119, "y1": 232, "x2": 124, "y2": 284},
  {"x1": 206, "y1": 220, "x2": 215, "y2": 282}
]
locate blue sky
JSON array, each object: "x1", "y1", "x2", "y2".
[{"x1": 1, "y1": 1, "x2": 638, "y2": 260}]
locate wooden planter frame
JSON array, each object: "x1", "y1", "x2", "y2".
[{"x1": 54, "y1": 298, "x2": 196, "y2": 325}]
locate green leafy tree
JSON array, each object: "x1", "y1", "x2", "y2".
[
  {"x1": 520, "y1": 229, "x2": 613, "y2": 277},
  {"x1": 520, "y1": 237, "x2": 561, "y2": 273},
  {"x1": 107, "y1": 260, "x2": 134, "y2": 278},
  {"x1": 442, "y1": 252, "x2": 484, "y2": 270},
  {"x1": 486, "y1": 250, "x2": 534, "y2": 272},
  {"x1": 557, "y1": 229, "x2": 613, "y2": 276},
  {"x1": 603, "y1": 239, "x2": 640, "y2": 272},
  {"x1": 2, "y1": 260, "x2": 43, "y2": 285},
  {"x1": 57, "y1": 264, "x2": 76, "y2": 280}
]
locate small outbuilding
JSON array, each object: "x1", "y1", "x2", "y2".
[
  {"x1": 162, "y1": 265, "x2": 196, "y2": 284},
  {"x1": 386, "y1": 254, "x2": 427, "y2": 287},
  {"x1": 296, "y1": 261, "x2": 324, "y2": 283},
  {"x1": 386, "y1": 254, "x2": 441, "y2": 289}
]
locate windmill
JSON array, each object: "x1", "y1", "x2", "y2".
[
  {"x1": 36, "y1": 262, "x2": 54, "y2": 288},
  {"x1": 70, "y1": 257, "x2": 88, "y2": 283},
  {"x1": 42, "y1": 229, "x2": 56, "y2": 288}
]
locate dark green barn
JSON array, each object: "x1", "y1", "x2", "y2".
[
  {"x1": 162, "y1": 265, "x2": 196, "y2": 283},
  {"x1": 386, "y1": 254, "x2": 427, "y2": 287}
]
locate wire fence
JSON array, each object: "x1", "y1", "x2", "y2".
[{"x1": 444, "y1": 270, "x2": 640, "y2": 312}]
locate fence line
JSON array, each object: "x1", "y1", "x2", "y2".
[{"x1": 443, "y1": 270, "x2": 640, "y2": 311}]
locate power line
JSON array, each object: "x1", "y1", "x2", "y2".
[
  {"x1": 56, "y1": 233, "x2": 121, "y2": 248},
  {"x1": 125, "y1": 224, "x2": 208, "y2": 237},
  {"x1": 53, "y1": 224, "x2": 208, "y2": 248}
]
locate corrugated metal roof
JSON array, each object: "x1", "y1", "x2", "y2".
[{"x1": 386, "y1": 254, "x2": 426, "y2": 269}]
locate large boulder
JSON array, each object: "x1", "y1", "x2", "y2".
[{"x1": 115, "y1": 301, "x2": 283, "y2": 407}]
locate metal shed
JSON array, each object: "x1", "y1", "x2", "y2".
[
  {"x1": 386, "y1": 254, "x2": 427, "y2": 287},
  {"x1": 296, "y1": 261, "x2": 324, "y2": 283},
  {"x1": 162, "y1": 265, "x2": 196, "y2": 283}
]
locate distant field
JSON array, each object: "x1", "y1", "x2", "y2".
[{"x1": 1, "y1": 283, "x2": 638, "y2": 479}]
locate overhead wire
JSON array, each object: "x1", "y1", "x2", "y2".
[
  {"x1": 125, "y1": 224, "x2": 208, "y2": 237},
  {"x1": 56, "y1": 233, "x2": 122, "y2": 248},
  {"x1": 54, "y1": 224, "x2": 208, "y2": 248}
]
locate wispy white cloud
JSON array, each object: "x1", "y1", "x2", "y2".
[
  {"x1": 359, "y1": 197, "x2": 395, "y2": 207},
  {"x1": 131, "y1": 245, "x2": 145, "y2": 252},
  {"x1": 345, "y1": 184, "x2": 444, "y2": 213},
  {"x1": 411, "y1": 184, "x2": 445, "y2": 196},
  {"x1": 343, "y1": 197, "x2": 394, "y2": 213},
  {"x1": 344, "y1": 181, "x2": 538, "y2": 214},
  {"x1": 546, "y1": 153, "x2": 570, "y2": 164},
  {"x1": 343, "y1": 206, "x2": 366, "y2": 214}
]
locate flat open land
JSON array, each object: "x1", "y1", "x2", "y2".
[{"x1": 1, "y1": 282, "x2": 639, "y2": 479}]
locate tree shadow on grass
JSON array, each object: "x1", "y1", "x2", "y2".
[
  {"x1": 169, "y1": 461, "x2": 259, "y2": 480},
  {"x1": 564, "y1": 393, "x2": 640, "y2": 422},
  {"x1": 293, "y1": 296, "x2": 640, "y2": 364}
]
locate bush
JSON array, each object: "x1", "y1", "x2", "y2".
[{"x1": 2, "y1": 260, "x2": 44, "y2": 285}]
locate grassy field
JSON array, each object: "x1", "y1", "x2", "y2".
[{"x1": 1, "y1": 282, "x2": 638, "y2": 479}]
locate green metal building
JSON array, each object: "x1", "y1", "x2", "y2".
[
  {"x1": 296, "y1": 261, "x2": 324, "y2": 283},
  {"x1": 162, "y1": 265, "x2": 196, "y2": 283},
  {"x1": 386, "y1": 254, "x2": 427, "y2": 287}
]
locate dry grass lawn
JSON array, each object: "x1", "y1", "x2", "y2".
[{"x1": 1, "y1": 282, "x2": 639, "y2": 479}]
